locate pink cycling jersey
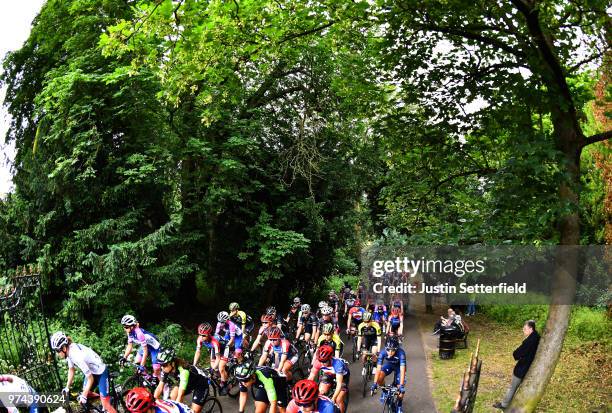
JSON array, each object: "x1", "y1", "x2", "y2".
[{"x1": 215, "y1": 320, "x2": 242, "y2": 337}]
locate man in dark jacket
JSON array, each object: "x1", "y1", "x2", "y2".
[{"x1": 493, "y1": 320, "x2": 540, "y2": 410}]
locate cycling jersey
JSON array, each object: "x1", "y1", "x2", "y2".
[
  {"x1": 358, "y1": 321, "x2": 382, "y2": 336},
  {"x1": 372, "y1": 306, "x2": 387, "y2": 322},
  {"x1": 263, "y1": 338, "x2": 298, "y2": 367},
  {"x1": 239, "y1": 366, "x2": 289, "y2": 407},
  {"x1": 160, "y1": 365, "x2": 209, "y2": 406},
  {"x1": 317, "y1": 334, "x2": 344, "y2": 354},
  {"x1": 66, "y1": 343, "x2": 106, "y2": 376},
  {"x1": 377, "y1": 348, "x2": 407, "y2": 368},
  {"x1": 0, "y1": 375, "x2": 37, "y2": 413},
  {"x1": 195, "y1": 335, "x2": 221, "y2": 359},
  {"x1": 317, "y1": 315, "x2": 337, "y2": 328},
  {"x1": 230, "y1": 310, "x2": 254, "y2": 333},
  {"x1": 128, "y1": 327, "x2": 161, "y2": 350},
  {"x1": 348, "y1": 307, "x2": 365, "y2": 323},
  {"x1": 388, "y1": 315, "x2": 402, "y2": 332},
  {"x1": 311, "y1": 358, "x2": 350, "y2": 383},
  {"x1": 216, "y1": 320, "x2": 243, "y2": 349},
  {"x1": 297, "y1": 312, "x2": 318, "y2": 327},
  {"x1": 154, "y1": 399, "x2": 192, "y2": 413},
  {"x1": 286, "y1": 395, "x2": 338, "y2": 413}
]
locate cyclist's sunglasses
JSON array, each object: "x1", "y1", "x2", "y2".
[
  {"x1": 199, "y1": 334, "x2": 209, "y2": 338},
  {"x1": 54, "y1": 348, "x2": 65, "y2": 353},
  {"x1": 296, "y1": 401, "x2": 314, "y2": 407}
]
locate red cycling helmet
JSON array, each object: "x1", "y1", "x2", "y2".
[
  {"x1": 261, "y1": 314, "x2": 275, "y2": 323},
  {"x1": 292, "y1": 379, "x2": 319, "y2": 405},
  {"x1": 354, "y1": 299, "x2": 361, "y2": 306},
  {"x1": 198, "y1": 322, "x2": 212, "y2": 335},
  {"x1": 267, "y1": 326, "x2": 282, "y2": 340},
  {"x1": 392, "y1": 307, "x2": 402, "y2": 316},
  {"x1": 125, "y1": 387, "x2": 154, "y2": 413},
  {"x1": 316, "y1": 344, "x2": 334, "y2": 362}
]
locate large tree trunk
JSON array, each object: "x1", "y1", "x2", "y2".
[{"x1": 508, "y1": 110, "x2": 582, "y2": 412}]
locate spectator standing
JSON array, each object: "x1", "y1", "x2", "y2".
[{"x1": 493, "y1": 320, "x2": 540, "y2": 410}]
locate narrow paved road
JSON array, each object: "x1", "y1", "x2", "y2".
[{"x1": 216, "y1": 312, "x2": 437, "y2": 412}]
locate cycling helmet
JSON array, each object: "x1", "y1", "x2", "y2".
[
  {"x1": 329, "y1": 290, "x2": 336, "y2": 296},
  {"x1": 198, "y1": 322, "x2": 213, "y2": 335},
  {"x1": 363, "y1": 312, "x2": 373, "y2": 322},
  {"x1": 229, "y1": 302, "x2": 240, "y2": 311},
  {"x1": 50, "y1": 331, "x2": 68, "y2": 350},
  {"x1": 301, "y1": 304, "x2": 311, "y2": 313},
  {"x1": 354, "y1": 299, "x2": 361, "y2": 306},
  {"x1": 349, "y1": 290, "x2": 356, "y2": 296},
  {"x1": 318, "y1": 301, "x2": 328, "y2": 309},
  {"x1": 266, "y1": 306, "x2": 276, "y2": 315},
  {"x1": 321, "y1": 306, "x2": 333, "y2": 316},
  {"x1": 121, "y1": 314, "x2": 137, "y2": 326},
  {"x1": 385, "y1": 337, "x2": 400, "y2": 351},
  {"x1": 322, "y1": 323, "x2": 334, "y2": 334},
  {"x1": 157, "y1": 347, "x2": 176, "y2": 365},
  {"x1": 234, "y1": 348, "x2": 243, "y2": 357},
  {"x1": 293, "y1": 297, "x2": 301, "y2": 306},
  {"x1": 316, "y1": 345, "x2": 334, "y2": 362},
  {"x1": 217, "y1": 311, "x2": 230, "y2": 322},
  {"x1": 345, "y1": 298, "x2": 355, "y2": 307},
  {"x1": 292, "y1": 379, "x2": 319, "y2": 405},
  {"x1": 267, "y1": 326, "x2": 282, "y2": 340},
  {"x1": 235, "y1": 360, "x2": 256, "y2": 381},
  {"x1": 261, "y1": 314, "x2": 275, "y2": 323},
  {"x1": 125, "y1": 387, "x2": 154, "y2": 413}
]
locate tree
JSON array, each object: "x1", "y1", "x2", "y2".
[{"x1": 378, "y1": 1, "x2": 610, "y2": 410}]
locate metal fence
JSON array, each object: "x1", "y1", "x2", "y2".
[{"x1": 0, "y1": 265, "x2": 61, "y2": 392}]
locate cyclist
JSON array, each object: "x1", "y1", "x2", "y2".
[
  {"x1": 193, "y1": 322, "x2": 221, "y2": 370},
  {"x1": 327, "y1": 291, "x2": 339, "y2": 318},
  {"x1": 345, "y1": 300, "x2": 365, "y2": 335},
  {"x1": 372, "y1": 301, "x2": 388, "y2": 326},
  {"x1": 0, "y1": 375, "x2": 38, "y2": 413},
  {"x1": 316, "y1": 323, "x2": 344, "y2": 359},
  {"x1": 386, "y1": 307, "x2": 404, "y2": 337},
  {"x1": 284, "y1": 298, "x2": 302, "y2": 336},
  {"x1": 266, "y1": 306, "x2": 283, "y2": 328},
  {"x1": 229, "y1": 302, "x2": 255, "y2": 338},
  {"x1": 313, "y1": 306, "x2": 337, "y2": 343},
  {"x1": 216, "y1": 311, "x2": 242, "y2": 394},
  {"x1": 315, "y1": 301, "x2": 328, "y2": 319},
  {"x1": 342, "y1": 292, "x2": 357, "y2": 317},
  {"x1": 50, "y1": 331, "x2": 117, "y2": 413},
  {"x1": 236, "y1": 359, "x2": 289, "y2": 413},
  {"x1": 153, "y1": 348, "x2": 210, "y2": 413},
  {"x1": 390, "y1": 295, "x2": 404, "y2": 314},
  {"x1": 120, "y1": 315, "x2": 161, "y2": 378},
  {"x1": 286, "y1": 379, "x2": 339, "y2": 413},
  {"x1": 258, "y1": 327, "x2": 298, "y2": 382},
  {"x1": 251, "y1": 314, "x2": 275, "y2": 351},
  {"x1": 356, "y1": 312, "x2": 382, "y2": 364},
  {"x1": 125, "y1": 387, "x2": 192, "y2": 413},
  {"x1": 371, "y1": 337, "x2": 406, "y2": 413},
  {"x1": 295, "y1": 304, "x2": 318, "y2": 343},
  {"x1": 307, "y1": 345, "x2": 349, "y2": 413}
]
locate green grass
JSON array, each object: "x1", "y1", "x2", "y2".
[{"x1": 418, "y1": 309, "x2": 612, "y2": 412}]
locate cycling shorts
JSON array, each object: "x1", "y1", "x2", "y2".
[
  {"x1": 381, "y1": 363, "x2": 401, "y2": 385},
  {"x1": 136, "y1": 347, "x2": 160, "y2": 367},
  {"x1": 84, "y1": 367, "x2": 109, "y2": 397},
  {"x1": 363, "y1": 335, "x2": 377, "y2": 351},
  {"x1": 253, "y1": 377, "x2": 289, "y2": 407}
]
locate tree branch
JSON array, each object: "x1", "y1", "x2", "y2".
[
  {"x1": 582, "y1": 130, "x2": 612, "y2": 148},
  {"x1": 279, "y1": 21, "x2": 335, "y2": 44}
]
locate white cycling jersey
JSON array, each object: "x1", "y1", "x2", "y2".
[
  {"x1": 0, "y1": 375, "x2": 35, "y2": 412},
  {"x1": 66, "y1": 343, "x2": 106, "y2": 376}
]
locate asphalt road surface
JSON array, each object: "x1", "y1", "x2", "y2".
[{"x1": 215, "y1": 313, "x2": 437, "y2": 412}]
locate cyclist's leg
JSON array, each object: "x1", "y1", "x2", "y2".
[
  {"x1": 96, "y1": 369, "x2": 117, "y2": 413},
  {"x1": 150, "y1": 347, "x2": 161, "y2": 378}
]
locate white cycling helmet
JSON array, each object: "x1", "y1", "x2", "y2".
[
  {"x1": 301, "y1": 304, "x2": 311, "y2": 313},
  {"x1": 217, "y1": 311, "x2": 230, "y2": 322},
  {"x1": 321, "y1": 306, "x2": 333, "y2": 316},
  {"x1": 318, "y1": 301, "x2": 328, "y2": 309},
  {"x1": 345, "y1": 298, "x2": 355, "y2": 306},
  {"x1": 121, "y1": 314, "x2": 137, "y2": 326},
  {"x1": 50, "y1": 331, "x2": 68, "y2": 350}
]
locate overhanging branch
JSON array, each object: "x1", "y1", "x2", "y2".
[{"x1": 582, "y1": 130, "x2": 612, "y2": 148}]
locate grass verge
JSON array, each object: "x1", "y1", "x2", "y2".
[{"x1": 417, "y1": 309, "x2": 611, "y2": 413}]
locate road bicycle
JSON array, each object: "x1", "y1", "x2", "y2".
[
  {"x1": 375, "y1": 385, "x2": 402, "y2": 413},
  {"x1": 361, "y1": 350, "x2": 376, "y2": 398},
  {"x1": 119, "y1": 362, "x2": 159, "y2": 395},
  {"x1": 62, "y1": 371, "x2": 126, "y2": 413}
]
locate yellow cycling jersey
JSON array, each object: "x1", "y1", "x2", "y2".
[
  {"x1": 317, "y1": 333, "x2": 343, "y2": 350},
  {"x1": 358, "y1": 321, "x2": 382, "y2": 336}
]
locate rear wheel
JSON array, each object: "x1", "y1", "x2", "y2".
[{"x1": 201, "y1": 397, "x2": 223, "y2": 413}]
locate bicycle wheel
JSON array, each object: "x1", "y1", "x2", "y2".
[
  {"x1": 351, "y1": 337, "x2": 358, "y2": 362},
  {"x1": 362, "y1": 372, "x2": 368, "y2": 398},
  {"x1": 119, "y1": 375, "x2": 141, "y2": 398},
  {"x1": 227, "y1": 376, "x2": 240, "y2": 398},
  {"x1": 201, "y1": 397, "x2": 223, "y2": 413}
]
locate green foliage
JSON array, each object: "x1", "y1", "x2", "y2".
[{"x1": 480, "y1": 305, "x2": 611, "y2": 342}]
